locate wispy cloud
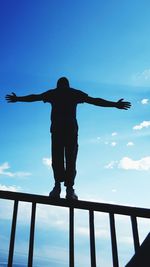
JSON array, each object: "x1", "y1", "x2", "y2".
[
  {"x1": 133, "y1": 121, "x2": 150, "y2": 130},
  {"x1": 132, "y1": 69, "x2": 150, "y2": 86},
  {"x1": 104, "y1": 141, "x2": 109, "y2": 145},
  {"x1": 34, "y1": 245, "x2": 68, "y2": 266},
  {"x1": 0, "y1": 162, "x2": 31, "y2": 178},
  {"x1": 88, "y1": 136, "x2": 101, "y2": 144},
  {"x1": 104, "y1": 161, "x2": 117, "y2": 169},
  {"x1": 0, "y1": 184, "x2": 21, "y2": 191},
  {"x1": 42, "y1": 157, "x2": 52, "y2": 168},
  {"x1": 104, "y1": 141, "x2": 117, "y2": 147},
  {"x1": 141, "y1": 98, "x2": 149, "y2": 105}
]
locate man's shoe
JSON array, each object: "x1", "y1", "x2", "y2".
[
  {"x1": 66, "y1": 188, "x2": 78, "y2": 200},
  {"x1": 49, "y1": 185, "x2": 61, "y2": 199}
]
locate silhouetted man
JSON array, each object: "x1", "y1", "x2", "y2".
[{"x1": 6, "y1": 77, "x2": 131, "y2": 200}]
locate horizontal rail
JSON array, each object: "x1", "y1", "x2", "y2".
[{"x1": 0, "y1": 190, "x2": 150, "y2": 218}]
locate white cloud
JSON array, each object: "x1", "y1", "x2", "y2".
[
  {"x1": 36, "y1": 205, "x2": 68, "y2": 230},
  {"x1": 105, "y1": 156, "x2": 150, "y2": 171},
  {"x1": 126, "y1": 142, "x2": 134, "y2": 146},
  {"x1": 0, "y1": 162, "x2": 12, "y2": 176},
  {"x1": 13, "y1": 171, "x2": 31, "y2": 177},
  {"x1": 112, "y1": 189, "x2": 117, "y2": 193},
  {"x1": 0, "y1": 199, "x2": 104, "y2": 239},
  {"x1": 75, "y1": 226, "x2": 89, "y2": 236},
  {"x1": 111, "y1": 132, "x2": 117, "y2": 136},
  {"x1": 132, "y1": 69, "x2": 150, "y2": 86},
  {"x1": 34, "y1": 245, "x2": 68, "y2": 265},
  {"x1": 111, "y1": 142, "x2": 117, "y2": 147},
  {"x1": 141, "y1": 99, "x2": 149, "y2": 105},
  {"x1": 0, "y1": 200, "x2": 14, "y2": 220},
  {"x1": 118, "y1": 236, "x2": 134, "y2": 245},
  {"x1": 0, "y1": 198, "x2": 69, "y2": 230},
  {"x1": 0, "y1": 162, "x2": 31, "y2": 178},
  {"x1": 75, "y1": 225, "x2": 109, "y2": 239},
  {"x1": 118, "y1": 156, "x2": 150, "y2": 171},
  {"x1": 133, "y1": 121, "x2": 150, "y2": 130},
  {"x1": 80, "y1": 194, "x2": 116, "y2": 205},
  {"x1": 42, "y1": 157, "x2": 52, "y2": 168},
  {"x1": 139, "y1": 69, "x2": 150, "y2": 80},
  {"x1": 0, "y1": 184, "x2": 21, "y2": 192}
]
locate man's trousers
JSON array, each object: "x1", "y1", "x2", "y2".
[{"x1": 51, "y1": 127, "x2": 78, "y2": 187}]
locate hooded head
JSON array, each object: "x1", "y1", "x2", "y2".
[{"x1": 56, "y1": 77, "x2": 70, "y2": 89}]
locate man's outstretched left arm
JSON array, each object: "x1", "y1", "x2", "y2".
[{"x1": 85, "y1": 96, "x2": 131, "y2": 110}]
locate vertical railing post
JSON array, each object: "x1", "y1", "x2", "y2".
[
  {"x1": 69, "y1": 207, "x2": 74, "y2": 267},
  {"x1": 109, "y1": 213, "x2": 119, "y2": 267},
  {"x1": 28, "y1": 202, "x2": 36, "y2": 267},
  {"x1": 131, "y1": 216, "x2": 140, "y2": 252},
  {"x1": 8, "y1": 200, "x2": 18, "y2": 267},
  {"x1": 89, "y1": 209, "x2": 96, "y2": 267}
]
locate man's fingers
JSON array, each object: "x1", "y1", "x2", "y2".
[
  {"x1": 123, "y1": 102, "x2": 131, "y2": 108},
  {"x1": 124, "y1": 104, "x2": 131, "y2": 107},
  {"x1": 5, "y1": 95, "x2": 12, "y2": 100},
  {"x1": 119, "y1": 98, "x2": 124, "y2": 102},
  {"x1": 124, "y1": 106, "x2": 130, "y2": 110}
]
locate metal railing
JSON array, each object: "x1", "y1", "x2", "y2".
[{"x1": 0, "y1": 190, "x2": 150, "y2": 267}]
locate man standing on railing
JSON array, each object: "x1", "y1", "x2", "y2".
[{"x1": 5, "y1": 77, "x2": 131, "y2": 200}]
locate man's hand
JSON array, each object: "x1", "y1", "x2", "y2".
[
  {"x1": 5, "y1": 92, "x2": 18, "y2": 103},
  {"x1": 116, "y1": 98, "x2": 131, "y2": 110}
]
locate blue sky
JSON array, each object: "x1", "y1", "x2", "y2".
[{"x1": 0, "y1": 0, "x2": 150, "y2": 266}]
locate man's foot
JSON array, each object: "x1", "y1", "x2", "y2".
[
  {"x1": 66, "y1": 187, "x2": 78, "y2": 200},
  {"x1": 49, "y1": 184, "x2": 61, "y2": 199}
]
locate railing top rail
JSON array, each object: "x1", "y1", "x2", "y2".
[{"x1": 0, "y1": 190, "x2": 150, "y2": 218}]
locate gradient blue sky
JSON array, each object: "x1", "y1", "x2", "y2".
[{"x1": 0, "y1": 0, "x2": 150, "y2": 266}]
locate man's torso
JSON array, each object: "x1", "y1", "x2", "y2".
[{"x1": 42, "y1": 87, "x2": 88, "y2": 132}]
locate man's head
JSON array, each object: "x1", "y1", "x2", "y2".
[{"x1": 57, "y1": 77, "x2": 70, "y2": 89}]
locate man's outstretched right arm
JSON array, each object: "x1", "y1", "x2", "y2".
[{"x1": 5, "y1": 92, "x2": 44, "y2": 103}]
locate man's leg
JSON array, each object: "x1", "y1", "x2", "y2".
[
  {"x1": 65, "y1": 130, "x2": 78, "y2": 199},
  {"x1": 49, "y1": 132, "x2": 65, "y2": 198},
  {"x1": 51, "y1": 132, "x2": 65, "y2": 183}
]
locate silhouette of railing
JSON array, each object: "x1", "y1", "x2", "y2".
[{"x1": 0, "y1": 190, "x2": 150, "y2": 267}]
